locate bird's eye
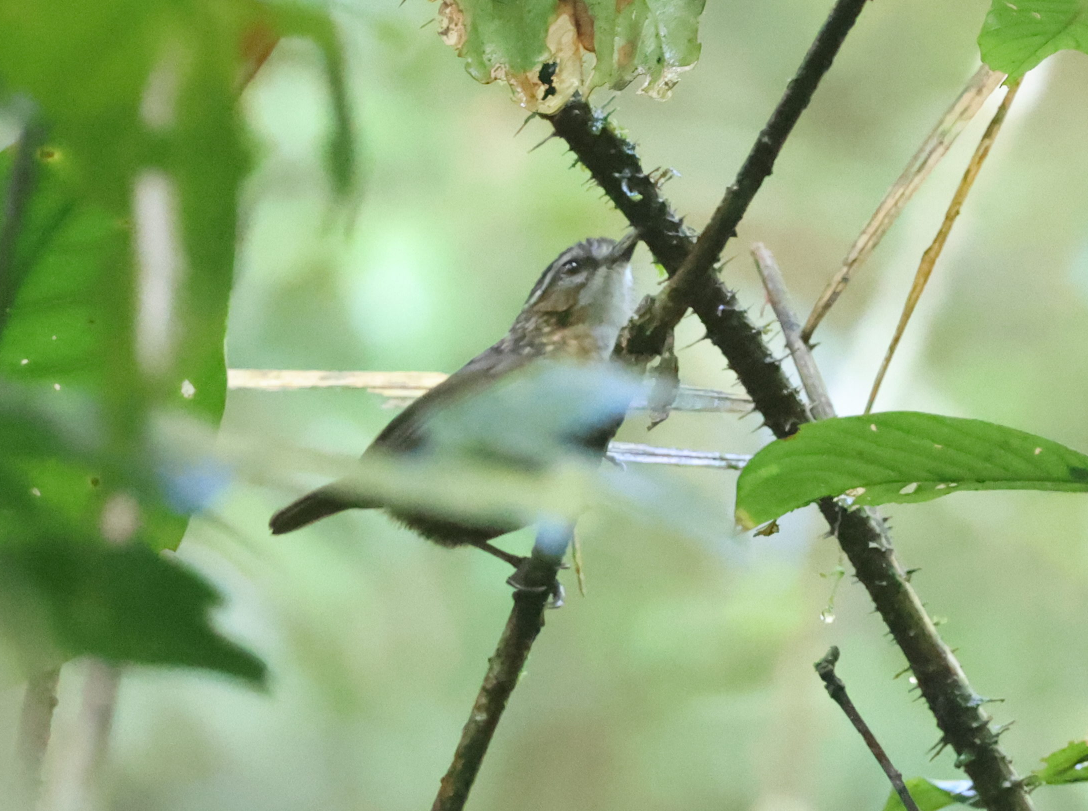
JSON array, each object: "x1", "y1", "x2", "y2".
[{"x1": 560, "y1": 259, "x2": 580, "y2": 275}]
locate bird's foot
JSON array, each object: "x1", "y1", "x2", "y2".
[{"x1": 507, "y1": 559, "x2": 565, "y2": 608}]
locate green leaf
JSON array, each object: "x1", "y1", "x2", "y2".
[
  {"x1": 881, "y1": 778, "x2": 976, "y2": 811},
  {"x1": 433, "y1": 0, "x2": 706, "y2": 112},
  {"x1": 735, "y1": 412, "x2": 1088, "y2": 529},
  {"x1": 0, "y1": 539, "x2": 266, "y2": 686},
  {"x1": 0, "y1": 149, "x2": 203, "y2": 551},
  {"x1": 1034, "y1": 740, "x2": 1088, "y2": 784},
  {"x1": 978, "y1": 0, "x2": 1088, "y2": 77}
]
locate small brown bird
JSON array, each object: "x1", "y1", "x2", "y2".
[{"x1": 269, "y1": 232, "x2": 639, "y2": 567}]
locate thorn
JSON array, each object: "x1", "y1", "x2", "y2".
[
  {"x1": 530, "y1": 133, "x2": 558, "y2": 153},
  {"x1": 515, "y1": 112, "x2": 539, "y2": 137}
]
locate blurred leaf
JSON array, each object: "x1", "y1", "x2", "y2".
[
  {"x1": 1034, "y1": 740, "x2": 1088, "y2": 785},
  {"x1": 0, "y1": 539, "x2": 265, "y2": 685},
  {"x1": 978, "y1": 0, "x2": 1088, "y2": 77},
  {"x1": 432, "y1": 0, "x2": 706, "y2": 112},
  {"x1": 881, "y1": 778, "x2": 976, "y2": 811},
  {"x1": 735, "y1": 412, "x2": 1088, "y2": 529},
  {"x1": 426, "y1": 362, "x2": 641, "y2": 465},
  {"x1": 0, "y1": 147, "x2": 221, "y2": 550}
]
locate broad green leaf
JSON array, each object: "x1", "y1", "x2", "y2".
[
  {"x1": 432, "y1": 0, "x2": 706, "y2": 112},
  {"x1": 881, "y1": 779, "x2": 976, "y2": 811},
  {"x1": 0, "y1": 149, "x2": 212, "y2": 551},
  {"x1": 735, "y1": 412, "x2": 1088, "y2": 529},
  {"x1": 0, "y1": 539, "x2": 265, "y2": 685},
  {"x1": 1034, "y1": 740, "x2": 1088, "y2": 785},
  {"x1": 978, "y1": 0, "x2": 1088, "y2": 77}
]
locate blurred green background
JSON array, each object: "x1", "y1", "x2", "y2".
[{"x1": 6, "y1": 1, "x2": 1088, "y2": 809}]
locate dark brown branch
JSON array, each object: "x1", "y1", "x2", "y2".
[
  {"x1": 16, "y1": 667, "x2": 61, "y2": 809},
  {"x1": 655, "y1": 0, "x2": 871, "y2": 339},
  {"x1": 546, "y1": 11, "x2": 1033, "y2": 811},
  {"x1": 432, "y1": 539, "x2": 565, "y2": 811},
  {"x1": 816, "y1": 647, "x2": 921, "y2": 811}
]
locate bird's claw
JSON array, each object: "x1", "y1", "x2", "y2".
[{"x1": 506, "y1": 560, "x2": 565, "y2": 608}]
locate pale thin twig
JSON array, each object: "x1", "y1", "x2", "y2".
[
  {"x1": 751, "y1": 244, "x2": 835, "y2": 420},
  {"x1": 226, "y1": 368, "x2": 752, "y2": 414},
  {"x1": 815, "y1": 647, "x2": 922, "y2": 811},
  {"x1": 606, "y1": 441, "x2": 748, "y2": 469},
  {"x1": 865, "y1": 77, "x2": 1021, "y2": 414},
  {"x1": 802, "y1": 65, "x2": 1005, "y2": 343}
]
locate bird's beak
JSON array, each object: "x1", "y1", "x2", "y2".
[{"x1": 610, "y1": 229, "x2": 640, "y2": 263}]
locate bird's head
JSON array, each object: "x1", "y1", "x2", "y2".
[{"x1": 514, "y1": 231, "x2": 639, "y2": 353}]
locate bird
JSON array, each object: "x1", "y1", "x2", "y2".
[{"x1": 269, "y1": 231, "x2": 640, "y2": 570}]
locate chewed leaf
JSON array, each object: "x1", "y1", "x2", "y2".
[
  {"x1": 433, "y1": 0, "x2": 706, "y2": 112},
  {"x1": 978, "y1": 0, "x2": 1088, "y2": 77},
  {"x1": 735, "y1": 412, "x2": 1088, "y2": 529}
]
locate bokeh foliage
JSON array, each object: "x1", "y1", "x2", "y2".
[{"x1": 0, "y1": 0, "x2": 355, "y2": 683}]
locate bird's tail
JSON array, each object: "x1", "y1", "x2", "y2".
[{"x1": 270, "y1": 483, "x2": 366, "y2": 535}]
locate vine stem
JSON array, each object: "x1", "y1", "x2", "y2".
[
  {"x1": 431, "y1": 528, "x2": 568, "y2": 811},
  {"x1": 545, "y1": 0, "x2": 1035, "y2": 807}
]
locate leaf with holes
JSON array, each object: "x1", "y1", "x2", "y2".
[
  {"x1": 978, "y1": 0, "x2": 1088, "y2": 77},
  {"x1": 735, "y1": 412, "x2": 1088, "y2": 529},
  {"x1": 432, "y1": 0, "x2": 706, "y2": 112}
]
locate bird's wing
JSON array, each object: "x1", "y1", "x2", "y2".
[{"x1": 366, "y1": 343, "x2": 532, "y2": 456}]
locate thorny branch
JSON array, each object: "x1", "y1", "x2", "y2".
[{"x1": 546, "y1": 2, "x2": 1034, "y2": 810}]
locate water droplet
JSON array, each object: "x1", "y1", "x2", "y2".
[
  {"x1": 20, "y1": 358, "x2": 28, "y2": 365},
  {"x1": 30, "y1": 487, "x2": 41, "y2": 497},
  {"x1": 899, "y1": 482, "x2": 919, "y2": 495},
  {"x1": 819, "y1": 609, "x2": 835, "y2": 624},
  {"x1": 908, "y1": 676, "x2": 918, "y2": 685},
  {"x1": 53, "y1": 383, "x2": 61, "y2": 391},
  {"x1": 51, "y1": 335, "x2": 57, "y2": 341},
  {"x1": 181, "y1": 379, "x2": 196, "y2": 399}
]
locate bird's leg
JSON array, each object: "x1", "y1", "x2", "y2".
[
  {"x1": 472, "y1": 541, "x2": 566, "y2": 607},
  {"x1": 471, "y1": 541, "x2": 526, "y2": 569}
]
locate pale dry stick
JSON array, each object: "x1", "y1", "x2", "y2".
[
  {"x1": 865, "y1": 78, "x2": 1021, "y2": 414},
  {"x1": 229, "y1": 370, "x2": 751, "y2": 471},
  {"x1": 16, "y1": 668, "x2": 61, "y2": 811},
  {"x1": 41, "y1": 663, "x2": 120, "y2": 811},
  {"x1": 815, "y1": 648, "x2": 922, "y2": 811},
  {"x1": 226, "y1": 368, "x2": 753, "y2": 414},
  {"x1": 802, "y1": 65, "x2": 1006, "y2": 343},
  {"x1": 606, "y1": 441, "x2": 749, "y2": 469},
  {"x1": 751, "y1": 243, "x2": 835, "y2": 420}
]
